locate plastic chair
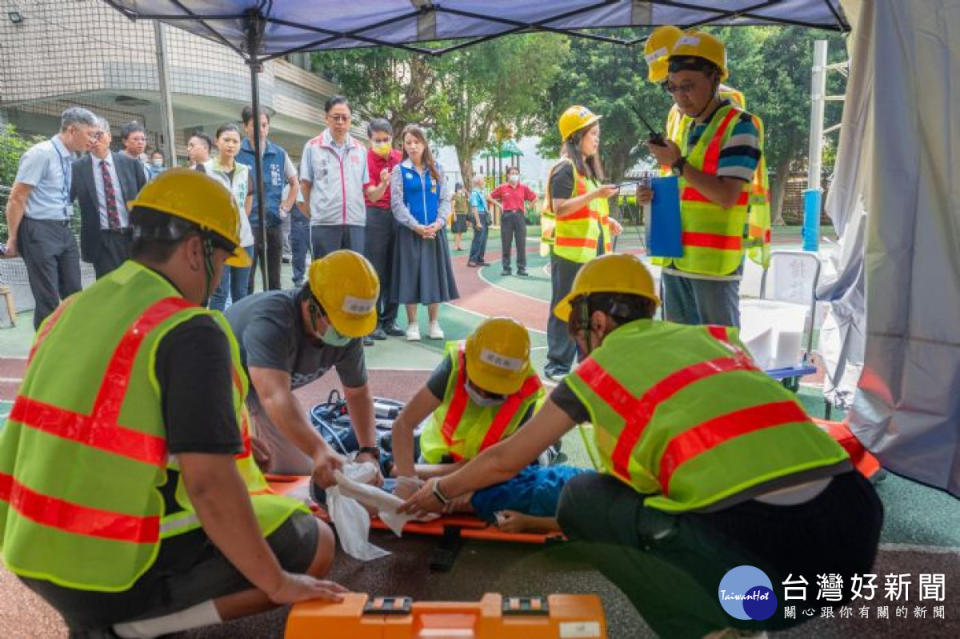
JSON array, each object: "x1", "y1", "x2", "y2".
[{"x1": 759, "y1": 250, "x2": 822, "y2": 361}]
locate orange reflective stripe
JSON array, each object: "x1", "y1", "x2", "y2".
[
  {"x1": 9, "y1": 397, "x2": 167, "y2": 466},
  {"x1": 748, "y1": 225, "x2": 771, "y2": 242},
  {"x1": 556, "y1": 207, "x2": 596, "y2": 222},
  {"x1": 0, "y1": 471, "x2": 159, "y2": 543},
  {"x1": 478, "y1": 373, "x2": 542, "y2": 453},
  {"x1": 706, "y1": 325, "x2": 730, "y2": 343},
  {"x1": 11, "y1": 298, "x2": 193, "y2": 467},
  {"x1": 682, "y1": 232, "x2": 742, "y2": 251},
  {"x1": 680, "y1": 187, "x2": 750, "y2": 207},
  {"x1": 702, "y1": 109, "x2": 740, "y2": 175},
  {"x1": 555, "y1": 236, "x2": 598, "y2": 249},
  {"x1": 28, "y1": 297, "x2": 75, "y2": 364},
  {"x1": 577, "y1": 349, "x2": 757, "y2": 482},
  {"x1": 658, "y1": 400, "x2": 808, "y2": 492},
  {"x1": 441, "y1": 348, "x2": 470, "y2": 452}
]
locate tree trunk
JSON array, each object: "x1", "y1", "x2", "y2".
[
  {"x1": 456, "y1": 144, "x2": 474, "y2": 190},
  {"x1": 770, "y1": 156, "x2": 792, "y2": 226}
]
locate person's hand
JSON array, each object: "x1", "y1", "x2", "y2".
[
  {"x1": 393, "y1": 476, "x2": 420, "y2": 501},
  {"x1": 609, "y1": 218, "x2": 623, "y2": 237},
  {"x1": 636, "y1": 185, "x2": 653, "y2": 205},
  {"x1": 353, "y1": 453, "x2": 384, "y2": 487},
  {"x1": 494, "y1": 510, "x2": 528, "y2": 534},
  {"x1": 398, "y1": 477, "x2": 446, "y2": 518},
  {"x1": 3, "y1": 238, "x2": 17, "y2": 258},
  {"x1": 647, "y1": 139, "x2": 681, "y2": 166},
  {"x1": 380, "y1": 168, "x2": 390, "y2": 183},
  {"x1": 266, "y1": 572, "x2": 349, "y2": 605},
  {"x1": 593, "y1": 184, "x2": 619, "y2": 200},
  {"x1": 443, "y1": 491, "x2": 474, "y2": 514},
  {"x1": 311, "y1": 448, "x2": 346, "y2": 489}
]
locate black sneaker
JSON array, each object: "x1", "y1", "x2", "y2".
[
  {"x1": 371, "y1": 327, "x2": 388, "y2": 340},
  {"x1": 517, "y1": 269, "x2": 529, "y2": 277},
  {"x1": 501, "y1": 269, "x2": 512, "y2": 276},
  {"x1": 363, "y1": 335, "x2": 375, "y2": 347},
  {"x1": 383, "y1": 323, "x2": 406, "y2": 337},
  {"x1": 544, "y1": 365, "x2": 570, "y2": 381}
]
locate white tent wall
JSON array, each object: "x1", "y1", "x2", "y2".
[{"x1": 837, "y1": 0, "x2": 960, "y2": 495}]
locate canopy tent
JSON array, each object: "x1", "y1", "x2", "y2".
[{"x1": 101, "y1": 1, "x2": 960, "y2": 498}]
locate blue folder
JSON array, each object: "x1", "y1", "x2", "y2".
[{"x1": 646, "y1": 175, "x2": 683, "y2": 258}]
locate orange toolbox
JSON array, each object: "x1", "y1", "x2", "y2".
[{"x1": 285, "y1": 593, "x2": 607, "y2": 639}]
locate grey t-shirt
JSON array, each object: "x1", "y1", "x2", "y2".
[{"x1": 224, "y1": 289, "x2": 368, "y2": 398}]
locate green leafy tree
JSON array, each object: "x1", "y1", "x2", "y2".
[
  {"x1": 313, "y1": 35, "x2": 568, "y2": 185},
  {"x1": 537, "y1": 37, "x2": 673, "y2": 183},
  {"x1": 1, "y1": 124, "x2": 43, "y2": 241}
]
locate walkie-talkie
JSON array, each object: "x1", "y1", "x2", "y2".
[{"x1": 631, "y1": 105, "x2": 666, "y2": 146}]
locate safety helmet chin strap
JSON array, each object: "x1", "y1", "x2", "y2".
[
  {"x1": 692, "y1": 73, "x2": 722, "y2": 120},
  {"x1": 200, "y1": 235, "x2": 216, "y2": 307},
  {"x1": 576, "y1": 298, "x2": 596, "y2": 356}
]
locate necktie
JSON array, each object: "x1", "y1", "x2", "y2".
[{"x1": 100, "y1": 160, "x2": 121, "y2": 230}]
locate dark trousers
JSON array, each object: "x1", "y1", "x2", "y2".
[
  {"x1": 311, "y1": 224, "x2": 365, "y2": 259},
  {"x1": 290, "y1": 209, "x2": 310, "y2": 286},
  {"x1": 18, "y1": 218, "x2": 82, "y2": 330},
  {"x1": 364, "y1": 206, "x2": 399, "y2": 328},
  {"x1": 546, "y1": 251, "x2": 583, "y2": 372},
  {"x1": 468, "y1": 213, "x2": 489, "y2": 264},
  {"x1": 248, "y1": 223, "x2": 283, "y2": 293},
  {"x1": 662, "y1": 270, "x2": 741, "y2": 327},
  {"x1": 557, "y1": 471, "x2": 883, "y2": 638},
  {"x1": 500, "y1": 210, "x2": 527, "y2": 271},
  {"x1": 91, "y1": 230, "x2": 132, "y2": 280}
]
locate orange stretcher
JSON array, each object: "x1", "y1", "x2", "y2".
[
  {"x1": 284, "y1": 593, "x2": 607, "y2": 639},
  {"x1": 265, "y1": 474, "x2": 565, "y2": 545}
]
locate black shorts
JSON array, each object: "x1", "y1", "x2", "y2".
[{"x1": 21, "y1": 511, "x2": 319, "y2": 631}]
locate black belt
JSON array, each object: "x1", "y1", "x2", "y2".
[
  {"x1": 26, "y1": 217, "x2": 70, "y2": 226},
  {"x1": 504, "y1": 209, "x2": 524, "y2": 214}
]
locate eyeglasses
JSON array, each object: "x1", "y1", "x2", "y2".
[
  {"x1": 85, "y1": 130, "x2": 104, "y2": 141},
  {"x1": 662, "y1": 81, "x2": 698, "y2": 96},
  {"x1": 327, "y1": 114, "x2": 351, "y2": 122}
]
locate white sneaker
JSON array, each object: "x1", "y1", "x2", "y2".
[
  {"x1": 405, "y1": 323, "x2": 421, "y2": 341},
  {"x1": 428, "y1": 321, "x2": 444, "y2": 340}
]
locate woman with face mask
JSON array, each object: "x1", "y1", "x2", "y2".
[
  {"x1": 389, "y1": 317, "x2": 587, "y2": 531},
  {"x1": 389, "y1": 124, "x2": 459, "y2": 341},
  {"x1": 205, "y1": 123, "x2": 254, "y2": 311}
]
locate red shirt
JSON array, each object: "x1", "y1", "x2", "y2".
[
  {"x1": 364, "y1": 148, "x2": 403, "y2": 209},
  {"x1": 490, "y1": 182, "x2": 537, "y2": 212}
]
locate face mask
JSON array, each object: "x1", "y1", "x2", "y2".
[
  {"x1": 320, "y1": 324, "x2": 352, "y2": 347},
  {"x1": 372, "y1": 142, "x2": 392, "y2": 157},
  {"x1": 152, "y1": 159, "x2": 163, "y2": 168},
  {"x1": 465, "y1": 380, "x2": 505, "y2": 407},
  {"x1": 508, "y1": 175, "x2": 519, "y2": 185}
]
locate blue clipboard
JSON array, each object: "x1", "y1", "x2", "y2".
[{"x1": 646, "y1": 175, "x2": 683, "y2": 258}]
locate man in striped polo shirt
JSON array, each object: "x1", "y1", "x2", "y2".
[{"x1": 639, "y1": 31, "x2": 763, "y2": 328}]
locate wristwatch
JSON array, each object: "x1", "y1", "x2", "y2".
[
  {"x1": 432, "y1": 480, "x2": 450, "y2": 506},
  {"x1": 672, "y1": 155, "x2": 687, "y2": 176},
  {"x1": 357, "y1": 446, "x2": 381, "y2": 460}
]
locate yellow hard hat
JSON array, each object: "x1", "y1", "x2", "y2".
[
  {"x1": 127, "y1": 167, "x2": 251, "y2": 267},
  {"x1": 558, "y1": 105, "x2": 602, "y2": 142},
  {"x1": 554, "y1": 253, "x2": 660, "y2": 322},
  {"x1": 644, "y1": 25, "x2": 684, "y2": 83},
  {"x1": 668, "y1": 30, "x2": 728, "y2": 81},
  {"x1": 465, "y1": 317, "x2": 531, "y2": 396},
  {"x1": 307, "y1": 250, "x2": 380, "y2": 338}
]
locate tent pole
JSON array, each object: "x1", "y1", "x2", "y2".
[
  {"x1": 153, "y1": 21, "x2": 178, "y2": 167},
  {"x1": 803, "y1": 39, "x2": 828, "y2": 253},
  {"x1": 246, "y1": 11, "x2": 268, "y2": 291}
]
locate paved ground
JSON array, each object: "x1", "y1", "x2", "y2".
[{"x1": 1, "y1": 224, "x2": 958, "y2": 638}]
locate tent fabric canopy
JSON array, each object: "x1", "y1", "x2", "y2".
[{"x1": 103, "y1": 1, "x2": 848, "y2": 60}]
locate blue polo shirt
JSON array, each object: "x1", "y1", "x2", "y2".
[
  {"x1": 15, "y1": 135, "x2": 75, "y2": 221},
  {"x1": 469, "y1": 188, "x2": 488, "y2": 214}
]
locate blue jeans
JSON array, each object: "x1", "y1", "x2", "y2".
[
  {"x1": 290, "y1": 209, "x2": 310, "y2": 286},
  {"x1": 661, "y1": 270, "x2": 740, "y2": 327},
  {"x1": 209, "y1": 246, "x2": 254, "y2": 311},
  {"x1": 468, "y1": 213, "x2": 489, "y2": 263}
]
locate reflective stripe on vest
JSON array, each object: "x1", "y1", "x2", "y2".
[
  {"x1": 3, "y1": 297, "x2": 190, "y2": 543},
  {"x1": 564, "y1": 320, "x2": 849, "y2": 512},
  {"x1": 577, "y1": 325, "x2": 756, "y2": 483},
  {"x1": 440, "y1": 347, "x2": 542, "y2": 460},
  {"x1": 551, "y1": 163, "x2": 611, "y2": 264}
]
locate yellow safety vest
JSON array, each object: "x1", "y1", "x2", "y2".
[{"x1": 540, "y1": 160, "x2": 612, "y2": 263}]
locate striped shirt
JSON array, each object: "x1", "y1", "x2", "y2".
[{"x1": 687, "y1": 101, "x2": 761, "y2": 183}]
